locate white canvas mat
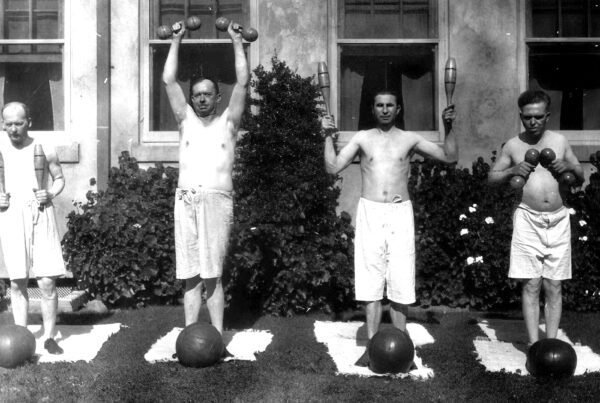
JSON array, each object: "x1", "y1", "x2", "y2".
[
  {"x1": 474, "y1": 319, "x2": 600, "y2": 376},
  {"x1": 28, "y1": 323, "x2": 122, "y2": 363},
  {"x1": 145, "y1": 327, "x2": 273, "y2": 363},
  {"x1": 314, "y1": 321, "x2": 435, "y2": 379}
]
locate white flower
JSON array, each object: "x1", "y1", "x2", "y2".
[
  {"x1": 579, "y1": 220, "x2": 587, "y2": 227},
  {"x1": 485, "y1": 217, "x2": 494, "y2": 224},
  {"x1": 579, "y1": 236, "x2": 588, "y2": 242},
  {"x1": 466, "y1": 257, "x2": 475, "y2": 265},
  {"x1": 460, "y1": 228, "x2": 469, "y2": 236},
  {"x1": 459, "y1": 214, "x2": 467, "y2": 221},
  {"x1": 568, "y1": 208, "x2": 576, "y2": 215},
  {"x1": 475, "y1": 256, "x2": 484, "y2": 263},
  {"x1": 468, "y1": 206, "x2": 477, "y2": 213}
]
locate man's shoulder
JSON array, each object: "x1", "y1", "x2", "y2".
[{"x1": 542, "y1": 130, "x2": 568, "y2": 143}]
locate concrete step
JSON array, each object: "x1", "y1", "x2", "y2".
[{"x1": 2, "y1": 286, "x2": 87, "y2": 313}]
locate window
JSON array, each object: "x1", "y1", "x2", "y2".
[
  {"x1": 334, "y1": 0, "x2": 442, "y2": 132},
  {"x1": 0, "y1": 0, "x2": 64, "y2": 131},
  {"x1": 526, "y1": 0, "x2": 600, "y2": 131},
  {"x1": 145, "y1": 0, "x2": 250, "y2": 134}
]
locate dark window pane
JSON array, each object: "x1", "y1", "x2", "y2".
[
  {"x1": 529, "y1": 42, "x2": 600, "y2": 130},
  {"x1": 592, "y1": 1, "x2": 600, "y2": 36},
  {"x1": 340, "y1": 0, "x2": 437, "y2": 39},
  {"x1": 1, "y1": 62, "x2": 64, "y2": 130},
  {"x1": 340, "y1": 44, "x2": 436, "y2": 131},
  {"x1": 150, "y1": 43, "x2": 243, "y2": 130},
  {"x1": 562, "y1": 0, "x2": 586, "y2": 37},
  {"x1": 530, "y1": 0, "x2": 558, "y2": 37}
]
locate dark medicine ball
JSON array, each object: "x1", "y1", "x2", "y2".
[
  {"x1": 0, "y1": 325, "x2": 36, "y2": 368},
  {"x1": 176, "y1": 322, "x2": 224, "y2": 368},
  {"x1": 368, "y1": 327, "x2": 415, "y2": 374},
  {"x1": 527, "y1": 338, "x2": 577, "y2": 379}
]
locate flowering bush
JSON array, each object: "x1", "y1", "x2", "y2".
[
  {"x1": 411, "y1": 155, "x2": 518, "y2": 310},
  {"x1": 413, "y1": 152, "x2": 600, "y2": 312},
  {"x1": 563, "y1": 154, "x2": 600, "y2": 311}
]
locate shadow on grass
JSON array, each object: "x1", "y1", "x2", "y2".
[{"x1": 333, "y1": 302, "x2": 440, "y2": 325}]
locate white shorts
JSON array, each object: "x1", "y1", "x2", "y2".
[
  {"x1": 0, "y1": 199, "x2": 66, "y2": 280},
  {"x1": 509, "y1": 203, "x2": 571, "y2": 280},
  {"x1": 354, "y1": 198, "x2": 415, "y2": 304},
  {"x1": 174, "y1": 187, "x2": 233, "y2": 280}
]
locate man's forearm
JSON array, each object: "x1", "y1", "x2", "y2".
[
  {"x1": 443, "y1": 129, "x2": 458, "y2": 163},
  {"x1": 488, "y1": 168, "x2": 512, "y2": 185},
  {"x1": 49, "y1": 176, "x2": 65, "y2": 198},
  {"x1": 233, "y1": 40, "x2": 249, "y2": 86},
  {"x1": 324, "y1": 136, "x2": 339, "y2": 174},
  {"x1": 162, "y1": 39, "x2": 181, "y2": 84}
]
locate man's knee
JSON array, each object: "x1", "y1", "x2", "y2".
[
  {"x1": 389, "y1": 301, "x2": 408, "y2": 314},
  {"x1": 543, "y1": 279, "x2": 562, "y2": 301},
  {"x1": 522, "y1": 278, "x2": 542, "y2": 297},
  {"x1": 204, "y1": 277, "x2": 222, "y2": 296},
  {"x1": 37, "y1": 277, "x2": 57, "y2": 299},
  {"x1": 184, "y1": 275, "x2": 202, "y2": 292},
  {"x1": 10, "y1": 279, "x2": 27, "y2": 297}
]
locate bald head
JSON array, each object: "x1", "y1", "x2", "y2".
[{"x1": 1, "y1": 102, "x2": 30, "y2": 120}]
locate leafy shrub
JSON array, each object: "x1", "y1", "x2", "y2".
[
  {"x1": 413, "y1": 152, "x2": 600, "y2": 312},
  {"x1": 225, "y1": 56, "x2": 356, "y2": 316},
  {"x1": 563, "y1": 153, "x2": 600, "y2": 311},
  {"x1": 411, "y1": 154, "x2": 518, "y2": 310},
  {"x1": 62, "y1": 152, "x2": 181, "y2": 307}
]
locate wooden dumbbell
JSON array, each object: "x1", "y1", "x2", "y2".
[
  {"x1": 215, "y1": 16, "x2": 258, "y2": 42},
  {"x1": 157, "y1": 16, "x2": 202, "y2": 39},
  {"x1": 510, "y1": 148, "x2": 539, "y2": 189}
]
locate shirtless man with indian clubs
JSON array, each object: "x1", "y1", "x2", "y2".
[{"x1": 322, "y1": 91, "x2": 457, "y2": 366}]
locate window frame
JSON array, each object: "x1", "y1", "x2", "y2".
[
  {"x1": 140, "y1": 0, "x2": 258, "y2": 144},
  {"x1": 328, "y1": 0, "x2": 449, "y2": 145},
  {"x1": 519, "y1": 0, "x2": 600, "y2": 149},
  {"x1": 0, "y1": 0, "x2": 71, "y2": 137}
]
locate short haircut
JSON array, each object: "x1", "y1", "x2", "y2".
[
  {"x1": 518, "y1": 90, "x2": 551, "y2": 109},
  {"x1": 372, "y1": 90, "x2": 399, "y2": 106},
  {"x1": 189, "y1": 77, "x2": 220, "y2": 99},
  {"x1": 1, "y1": 102, "x2": 30, "y2": 119}
]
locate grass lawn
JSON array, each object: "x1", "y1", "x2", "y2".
[{"x1": 1, "y1": 305, "x2": 600, "y2": 402}]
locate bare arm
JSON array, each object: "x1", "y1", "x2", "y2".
[
  {"x1": 550, "y1": 138, "x2": 585, "y2": 184},
  {"x1": 34, "y1": 144, "x2": 65, "y2": 204},
  {"x1": 227, "y1": 22, "x2": 249, "y2": 131},
  {"x1": 488, "y1": 143, "x2": 521, "y2": 185},
  {"x1": 322, "y1": 115, "x2": 360, "y2": 174},
  {"x1": 414, "y1": 105, "x2": 458, "y2": 163},
  {"x1": 162, "y1": 24, "x2": 188, "y2": 124}
]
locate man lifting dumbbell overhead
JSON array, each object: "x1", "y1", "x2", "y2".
[
  {"x1": 161, "y1": 18, "x2": 248, "y2": 355},
  {"x1": 488, "y1": 90, "x2": 584, "y2": 348}
]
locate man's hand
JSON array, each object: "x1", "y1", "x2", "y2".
[
  {"x1": 321, "y1": 114, "x2": 338, "y2": 138},
  {"x1": 172, "y1": 21, "x2": 186, "y2": 41},
  {"x1": 0, "y1": 193, "x2": 10, "y2": 210},
  {"x1": 511, "y1": 161, "x2": 536, "y2": 178},
  {"x1": 548, "y1": 159, "x2": 571, "y2": 176},
  {"x1": 228, "y1": 21, "x2": 243, "y2": 43},
  {"x1": 33, "y1": 189, "x2": 53, "y2": 205},
  {"x1": 442, "y1": 104, "x2": 456, "y2": 131}
]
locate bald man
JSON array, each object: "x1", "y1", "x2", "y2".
[{"x1": 0, "y1": 102, "x2": 66, "y2": 354}]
